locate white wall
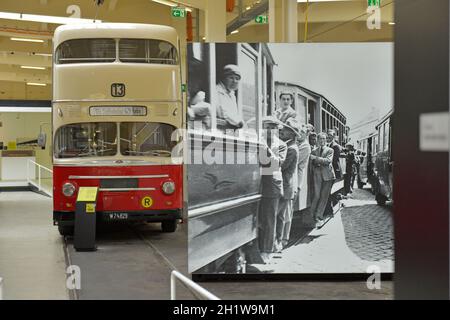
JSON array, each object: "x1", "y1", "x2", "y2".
[{"x1": 0, "y1": 112, "x2": 52, "y2": 171}]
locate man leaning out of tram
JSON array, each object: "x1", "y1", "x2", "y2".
[
  {"x1": 276, "y1": 118, "x2": 301, "y2": 252},
  {"x1": 259, "y1": 116, "x2": 287, "y2": 263},
  {"x1": 216, "y1": 64, "x2": 244, "y2": 131},
  {"x1": 275, "y1": 92, "x2": 297, "y2": 124}
]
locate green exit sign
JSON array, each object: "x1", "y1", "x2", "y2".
[
  {"x1": 171, "y1": 7, "x2": 186, "y2": 18},
  {"x1": 255, "y1": 15, "x2": 268, "y2": 24},
  {"x1": 368, "y1": 0, "x2": 380, "y2": 7}
]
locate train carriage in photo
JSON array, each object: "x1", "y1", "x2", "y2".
[
  {"x1": 187, "y1": 43, "x2": 349, "y2": 274},
  {"x1": 52, "y1": 23, "x2": 184, "y2": 236},
  {"x1": 372, "y1": 109, "x2": 393, "y2": 205},
  {"x1": 187, "y1": 43, "x2": 275, "y2": 273}
]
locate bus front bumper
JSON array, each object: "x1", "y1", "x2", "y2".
[{"x1": 53, "y1": 209, "x2": 182, "y2": 226}]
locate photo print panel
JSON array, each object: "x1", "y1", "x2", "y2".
[{"x1": 186, "y1": 43, "x2": 394, "y2": 275}]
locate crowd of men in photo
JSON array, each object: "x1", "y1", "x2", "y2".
[
  {"x1": 187, "y1": 64, "x2": 361, "y2": 264},
  {"x1": 258, "y1": 92, "x2": 362, "y2": 263}
]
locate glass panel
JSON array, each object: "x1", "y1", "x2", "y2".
[
  {"x1": 384, "y1": 122, "x2": 389, "y2": 151},
  {"x1": 378, "y1": 125, "x2": 383, "y2": 153},
  {"x1": 321, "y1": 110, "x2": 326, "y2": 131},
  {"x1": 119, "y1": 39, "x2": 178, "y2": 64},
  {"x1": 239, "y1": 50, "x2": 258, "y2": 131},
  {"x1": 119, "y1": 122, "x2": 175, "y2": 157},
  {"x1": 296, "y1": 94, "x2": 307, "y2": 124},
  {"x1": 54, "y1": 122, "x2": 117, "y2": 158},
  {"x1": 56, "y1": 39, "x2": 116, "y2": 64}
]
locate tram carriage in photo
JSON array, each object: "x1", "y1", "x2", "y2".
[
  {"x1": 187, "y1": 43, "x2": 274, "y2": 273},
  {"x1": 187, "y1": 43, "x2": 349, "y2": 274},
  {"x1": 355, "y1": 132, "x2": 377, "y2": 189},
  {"x1": 52, "y1": 23, "x2": 184, "y2": 236},
  {"x1": 372, "y1": 109, "x2": 393, "y2": 205}
]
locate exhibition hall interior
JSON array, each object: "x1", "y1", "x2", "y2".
[{"x1": 0, "y1": 0, "x2": 447, "y2": 302}]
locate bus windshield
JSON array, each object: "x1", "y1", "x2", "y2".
[
  {"x1": 54, "y1": 122, "x2": 117, "y2": 158},
  {"x1": 54, "y1": 122, "x2": 175, "y2": 158},
  {"x1": 120, "y1": 122, "x2": 175, "y2": 157}
]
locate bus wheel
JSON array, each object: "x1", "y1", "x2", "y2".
[
  {"x1": 161, "y1": 220, "x2": 177, "y2": 233},
  {"x1": 58, "y1": 225, "x2": 74, "y2": 236},
  {"x1": 375, "y1": 193, "x2": 387, "y2": 206}
]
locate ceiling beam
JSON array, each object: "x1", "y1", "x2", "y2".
[
  {"x1": 226, "y1": 0, "x2": 268, "y2": 35},
  {"x1": 0, "y1": 71, "x2": 51, "y2": 84},
  {"x1": 0, "y1": 51, "x2": 52, "y2": 68}
]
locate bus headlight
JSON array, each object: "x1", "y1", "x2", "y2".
[
  {"x1": 162, "y1": 181, "x2": 175, "y2": 195},
  {"x1": 62, "y1": 182, "x2": 76, "y2": 197}
]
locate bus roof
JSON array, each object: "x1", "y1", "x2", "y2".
[{"x1": 53, "y1": 23, "x2": 179, "y2": 48}]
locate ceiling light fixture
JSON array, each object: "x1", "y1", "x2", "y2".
[
  {"x1": 152, "y1": 0, "x2": 192, "y2": 12},
  {"x1": 297, "y1": 0, "x2": 346, "y2": 2},
  {"x1": 33, "y1": 53, "x2": 52, "y2": 57},
  {"x1": 27, "y1": 82, "x2": 47, "y2": 86},
  {"x1": 21, "y1": 66, "x2": 46, "y2": 70},
  {"x1": 0, "y1": 11, "x2": 101, "y2": 24},
  {"x1": 11, "y1": 37, "x2": 44, "y2": 43},
  {"x1": 231, "y1": 30, "x2": 239, "y2": 34},
  {"x1": 152, "y1": 0, "x2": 177, "y2": 7},
  {"x1": 389, "y1": 22, "x2": 395, "y2": 25}
]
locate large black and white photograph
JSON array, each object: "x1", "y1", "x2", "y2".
[{"x1": 186, "y1": 42, "x2": 393, "y2": 275}]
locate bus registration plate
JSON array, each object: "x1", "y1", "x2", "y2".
[{"x1": 107, "y1": 213, "x2": 129, "y2": 220}]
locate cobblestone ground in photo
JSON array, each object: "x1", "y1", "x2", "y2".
[{"x1": 250, "y1": 187, "x2": 394, "y2": 273}]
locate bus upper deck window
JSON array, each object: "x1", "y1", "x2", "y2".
[
  {"x1": 56, "y1": 39, "x2": 116, "y2": 64},
  {"x1": 119, "y1": 39, "x2": 178, "y2": 65}
]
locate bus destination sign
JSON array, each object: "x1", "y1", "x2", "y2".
[{"x1": 89, "y1": 106, "x2": 147, "y2": 116}]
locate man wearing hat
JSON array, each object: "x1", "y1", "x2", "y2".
[
  {"x1": 216, "y1": 64, "x2": 245, "y2": 130},
  {"x1": 259, "y1": 116, "x2": 287, "y2": 262},
  {"x1": 275, "y1": 92, "x2": 297, "y2": 124},
  {"x1": 276, "y1": 118, "x2": 300, "y2": 251}
]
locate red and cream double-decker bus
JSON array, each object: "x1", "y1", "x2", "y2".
[{"x1": 52, "y1": 23, "x2": 183, "y2": 236}]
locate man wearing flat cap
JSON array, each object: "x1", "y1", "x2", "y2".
[
  {"x1": 216, "y1": 64, "x2": 245, "y2": 130},
  {"x1": 276, "y1": 118, "x2": 300, "y2": 251},
  {"x1": 275, "y1": 92, "x2": 297, "y2": 124},
  {"x1": 259, "y1": 116, "x2": 287, "y2": 262}
]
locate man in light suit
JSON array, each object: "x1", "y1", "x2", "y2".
[
  {"x1": 259, "y1": 116, "x2": 287, "y2": 262},
  {"x1": 294, "y1": 126, "x2": 311, "y2": 211},
  {"x1": 276, "y1": 118, "x2": 300, "y2": 250},
  {"x1": 310, "y1": 132, "x2": 336, "y2": 228}
]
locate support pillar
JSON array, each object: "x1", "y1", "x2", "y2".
[
  {"x1": 269, "y1": 0, "x2": 298, "y2": 42},
  {"x1": 205, "y1": 0, "x2": 226, "y2": 42}
]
